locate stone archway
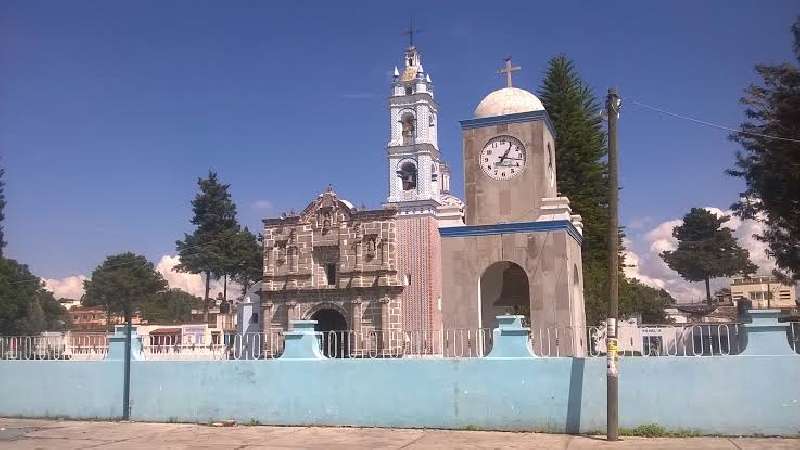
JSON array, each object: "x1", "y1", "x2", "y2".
[
  {"x1": 309, "y1": 308, "x2": 349, "y2": 358},
  {"x1": 479, "y1": 261, "x2": 531, "y2": 330}
]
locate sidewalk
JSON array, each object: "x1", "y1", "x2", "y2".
[{"x1": 1, "y1": 418, "x2": 798, "y2": 449}]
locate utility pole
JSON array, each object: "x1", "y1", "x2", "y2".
[{"x1": 605, "y1": 87, "x2": 622, "y2": 441}]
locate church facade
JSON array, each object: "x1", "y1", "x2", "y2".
[{"x1": 258, "y1": 44, "x2": 587, "y2": 355}]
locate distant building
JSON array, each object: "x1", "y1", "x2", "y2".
[
  {"x1": 58, "y1": 298, "x2": 81, "y2": 311},
  {"x1": 68, "y1": 306, "x2": 144, "y2": 332},
  {"x1": 730, "y1": 275, "x2": 797, "y2": 311}
]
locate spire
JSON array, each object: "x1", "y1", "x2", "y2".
[{"x1": 393, "y1": 66, "x2": 400, "y2": 79}]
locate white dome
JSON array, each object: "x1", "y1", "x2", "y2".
[{"x1": 474, "y1": 87, "x2": 544, "y2": 118}]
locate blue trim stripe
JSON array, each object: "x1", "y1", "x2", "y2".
[
  {"x1": 440, "y1": 219, "x2": 582, "y2": 244},
  {"x1": 460, "y1": 110, "x2": 556, "y2": 137}
]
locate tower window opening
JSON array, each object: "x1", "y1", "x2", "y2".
[
  {"x1": 325, "y1": 263, "x2": 337, "y2": 286},
  {"x1": 405, "y1": 86, "x2": 413, "y2": 96},
  {"x1": 401, "y1": 114, "x2": 415, "y2": 145},
  {"x1": 398, "y1": 161, "x2": 418, "y2": 191}
]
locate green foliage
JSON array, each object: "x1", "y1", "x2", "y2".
[
  {"x1": 230, "y1": 227, "x2": 264, "y2": 298},
  {"x1": 540, "y1": 55, "x2": 610, "y2": 325},
  {"x1": 0, "y1": 258, "x2": 69, "y2": 335},
  {"x1": 140, "y1": 288, "x2": 202, "y2": 324},
  {"x1": 620, "y1": 279, "x2": 671, "y2": 323},
  {"x1": 661, "y1": 208, "x2": 757, "y2": 302},
  {"x1": 729, "y1": 17, "x2": 800, "y2": 281},
  {"x1": 175, "y1": 171, "x2": 240, "y2": 316},
  {"x1": 540, "y1": 55, "x2": 679, "y2": 324},
  {"x1": 82, "y1": 252, "x2": 167, "y2": 320}
]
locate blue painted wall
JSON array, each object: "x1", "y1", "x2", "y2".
[
  {"x1": 1, "y1": 356, "x2": 799, "y2": 435},
  {"x1": 1, "y1": 312, "x2": 798, "y2": 435}
]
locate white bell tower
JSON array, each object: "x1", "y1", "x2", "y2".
[{"x1": 385, "y1": 44, "x2": 442, "y2": 213}]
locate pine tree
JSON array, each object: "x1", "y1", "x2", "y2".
[
  {"x1": 539, "y1": 55, "x2": 610, "y2": 324},
  {"x1": 661, "y1": 208, "x2": 758, "y2": 302},
  {"x1": 175, "y1": 171, "x2": 240, "y2": 322},
  {"x1": 729, "y1": 17, "x2": 800, "y2": 280}
]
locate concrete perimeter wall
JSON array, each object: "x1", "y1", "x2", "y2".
[{"x1": 1, "y1": 312, "x2": 798, "y2": 435}]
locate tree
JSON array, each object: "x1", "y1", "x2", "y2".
[
  {"x1": 140, "y1": 288, "x2": 202, "y2": 324},
  {"x1": 728, "y1": 17, "x2": 800, "y2": 281},
  {"x1": 539, "y1": 55, "x2": 611, "y2": 324},
  {"x1": 0, "y1": 258, "x2": 69, "y2": 335},
  {"x1": 83, "y1": 253, "x2": 167, "y2": 323},
  {"x1": 620, "y1": 280, "x2": 673, "y2": 324},
  {"x1": 230, "y1": 227, "x2": 263, "y2": 299},
  {"x1": 0, "y1": 167, "x2": 6, "y2": 257},
  {"x1": 175, "y1": 171, "x2": 239, "y2": 322},
  {"x1": 660, "y1": 208, "x2": 757, "y2": 303}
]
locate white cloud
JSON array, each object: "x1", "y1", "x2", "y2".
[
  {"x1": 155, "y1": 254, "x2": 242, "y2": 299},
  {"x1": 44, "y1": 275, "x2": 87, "y2": 300},
  {"x1": 251, "y1": 200, "x2": 273, "y2": 211},
  {"x1": 43, "y1": 254, "x2": 244, "y2": 302},
  {"x1": 624, "y1": 207, "x2": 778, "y2": 302}
]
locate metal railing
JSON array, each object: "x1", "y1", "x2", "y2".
[
  {"x1": 317, "y1": 328, "x2": 493, "y2": 358},
  {"x1": 141, "y1": 332, "x2": 285, "y2": 361},
  {"x1": 2, "y1": 322, "x2": 798, "y2": 360},
  {"x1": 0, "y1": 334, "x2": 107, "y2": 360}
]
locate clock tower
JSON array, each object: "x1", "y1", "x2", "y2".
[{"x1": 439, "y1": 58, "x2": 587, "y2": 356}]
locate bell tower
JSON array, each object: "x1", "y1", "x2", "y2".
[
  {"x1": 385, "y1": 44, "x2": 442, "y2": 211},
  {"x1": 383, "y1": 39, "x2": 449, "y2": 338}
]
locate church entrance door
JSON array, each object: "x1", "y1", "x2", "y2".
[
  {"x1": 479, "y1": 261, "x2": 531, "y2": 354},
  {"x1": 310, "y1": 308, "x2": 349, "y2": 358}
]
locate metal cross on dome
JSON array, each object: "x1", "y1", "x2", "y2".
[{"x1": 498, "y1": 57, "x2": 521, "y2": 88}]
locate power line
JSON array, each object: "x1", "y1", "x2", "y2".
[{"x1": 628, "y1": 99, "x2": 800, "y2": 144}]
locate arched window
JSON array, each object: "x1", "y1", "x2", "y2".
[{"x1": 397, "y1": 161, "x2": 417, "y2": 191}]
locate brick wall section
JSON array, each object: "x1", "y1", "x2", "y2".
[{"x1": 397, "y1": 214, "x2": 443, "y2": 333}]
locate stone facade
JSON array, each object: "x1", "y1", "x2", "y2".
[{"x1": 260, "y1": 188, "x2": 405, "y2": 338}]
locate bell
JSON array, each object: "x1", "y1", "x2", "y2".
[{"x1": 494, "y1": 266, "x2": 529, "y2": 308}]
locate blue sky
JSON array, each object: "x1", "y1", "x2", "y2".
[{"x1": 2, "y1": 1, "x2": 797, "y2": 299}]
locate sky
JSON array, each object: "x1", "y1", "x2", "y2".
[{"x1": 1, "y1": 1, "x2": 797, "y2": 301}]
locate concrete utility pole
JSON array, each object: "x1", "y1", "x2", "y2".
[{"x1": 605, "y1": 87, "x2": 622, "y2": 442}]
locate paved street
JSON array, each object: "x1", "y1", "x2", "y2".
[{"x1": 1, "y1": 418, "x2": 798, "y2": 449}]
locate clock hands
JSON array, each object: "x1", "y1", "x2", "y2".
[{"x1": 497, "y1": 142, "x2": 513, "y2": 165}]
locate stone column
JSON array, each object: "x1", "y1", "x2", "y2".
[
  {"x1": 349, "y1": 297, "x2": 362, "y2": 354},
  {"x1": 378, "y1": 295, "x2": 391, "y2": 353},
  {"x1": 262, "y1": 302, "x2": 275, "y2": 355}
]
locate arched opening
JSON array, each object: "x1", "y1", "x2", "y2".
[
  {"x1": 479, "y1": 262, "x2": 531, "y2": 352},
  {"x1": 310, "y1": 308, "x2": 348, "y2": 358},
  {"x1": 397, "y1": 161, "x2": 417, "y2": 191},
  {"x1": 400, "y1": 114, "x2": 415, "y2": 145}
]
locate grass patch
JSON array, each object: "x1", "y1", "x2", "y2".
[{"x1": 620, "y1": 423, "x2": 701, "y2": 438}]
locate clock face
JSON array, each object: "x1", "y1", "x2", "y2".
[{"x1": 479, "y1": 135, "x2": 527, "y2": 180}]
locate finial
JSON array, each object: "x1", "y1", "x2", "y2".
[
  {"x1": 426, "y1": 73, "x2": 431, "y2": 83},
  {"x1": 498, "y1": 57, "x2": 521, "y2": 88},
  {"x1": 393, "y1": 66, "x2": 399, "y2": 79}
]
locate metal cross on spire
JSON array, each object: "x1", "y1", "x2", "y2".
[
  {"x1": 402, "y1": 17, "x2": 422, "y2": 48},
  {"x1": 498, "y1": 57, "x2": 521, "y2": 88}
]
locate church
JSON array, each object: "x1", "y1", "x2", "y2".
[{"x1": 257, "y1": 42, "x2": 588, "y2": 356}]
